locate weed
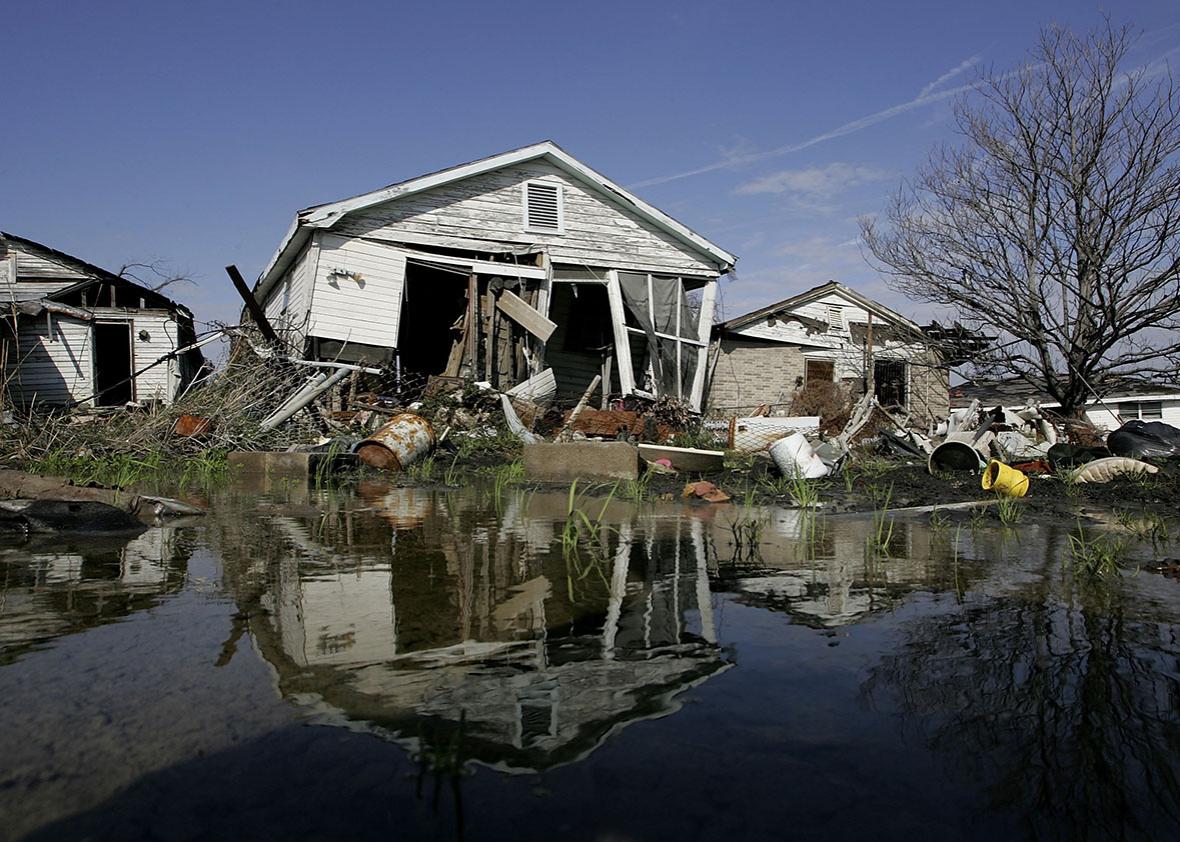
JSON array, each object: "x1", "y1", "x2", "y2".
[
  {"x1": 994, "y1": 494, "x2": 1024, "y2": 526},
  {"x1": 723, "y1": 450, "x2": 756, "y2": 473},
  {"x1": 1068, "y1": 522, "x2": 1127, "y2": 579},
  {"x1": 929, "y1": 506, "x2": 952, "y2": 532},
  {"x1": 443, "y1": 453, "x2": 462, "y2": 487},
  {"x1": 406, "y1": 455, "x2": 437, "y2": 483},
  {"x1": 866, "y1": 483, "x2": 895, "y2": 557},
  {"x1": 1115, "y1": 509, "x2": 1172, "y2": 552},
  {"x1": 620, "y1": 468, "x2": 653, "y2": 503},
  {"x1": 1055, "y1": 467, "x2": 1081, "y2": 498},
  {"x1": 491, "y1": 459, "x2": 524, "y2": 502}
]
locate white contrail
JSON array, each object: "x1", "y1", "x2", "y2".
[
  {"x1": 917, "y1": 54, "x2": 981, "y2": 98},
  {"x1": 629, "y1": 80, "x2": 981, "y2": 189}
]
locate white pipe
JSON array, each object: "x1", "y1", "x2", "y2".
[{"x1": 260, "y1": 368, "x2": 350, "y2": 430}]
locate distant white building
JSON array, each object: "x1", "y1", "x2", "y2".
[
  {"x1": 0, "y1": 233, "x2": 203, "y2": 407},
  {"x1": 950, "y1": 378, "x2": 1180, "y2": 431}
]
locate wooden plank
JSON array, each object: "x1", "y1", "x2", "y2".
[
  {"x1": 506, "y1": 368, "x2": 557, "y2": 402},
  {"x1": 464, "y1": 273, "x2": 477, "y2": 377},
  {"x1": 226, "y1": 264, "x2": 280, "y2": 344},
  {"x1": 495, "y1": 289, "x2": 556, "y2": 342}
]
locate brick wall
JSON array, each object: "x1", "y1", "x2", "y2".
[
  {"x1": 706, "y1": 337, "x2": 950, "y2": 426},
  {"x1": 706, "y1": 338, "x2": 806, "y2": 416}
]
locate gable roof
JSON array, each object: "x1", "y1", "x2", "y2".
[
  {"x1": 718, "y1": 280, "x2": 921, "y2": 335},
  {"x1": 256, "y1": 141, "x2": 737, "y2": 297},
  {"x1": 1, "y1": 232, "x2": 190, "y2": 314}
]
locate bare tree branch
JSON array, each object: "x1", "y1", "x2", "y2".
[{"x1": 861, "y1": 21, "x2": 1180, "y2": 414}]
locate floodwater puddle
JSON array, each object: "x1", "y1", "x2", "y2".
[{"x1": 2, "y1": 484, "x2": 1180, "y2": 840}]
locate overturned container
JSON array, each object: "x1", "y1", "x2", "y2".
[
  {"x1": 354, "y1": 413, "x2": 435, "y2": 471},
  {"x1": 769, "y1": 432, "x2": 830, "y2": 479},
  {"x1": 928, "y1": 431, "x2": 996, "y2": 474},
  {"x1": 981, "y1": 458, "x2": 1029, "y2": 497}
]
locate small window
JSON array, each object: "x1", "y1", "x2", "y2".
[
  {"x1": 826, "y1": 305, "x2": 843, "y2": 332},
  {"x1": 805, "y1": 359, "x2": 834, "y2": 384},
  {"x1": 1122, "y1": 401, "x2": 1163, "y2": 420},
  {"x1": 524, "y1": 181, "x2": 563, "y2": 233}
]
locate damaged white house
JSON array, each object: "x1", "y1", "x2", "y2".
[
  {"x1": 0, "y1": 233, "x2": 203, "y2": 407},
  {"x1": 251, "y1": 142, "x2": 736, "y2": 409},
  {"x1": 707, "y1": 281, "x2": 950, "y2": 424}
]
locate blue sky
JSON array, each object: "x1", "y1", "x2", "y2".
[{"x1": 2, "y1": 0, "x2": 1178, "y2": 331}]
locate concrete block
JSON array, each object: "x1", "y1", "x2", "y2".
[
  {"x1": 228, "y1": 451, "x2": 357, "y2": 483},
  {"x1": 523, "y1": 441, "x2": 640, "y2": 483}
]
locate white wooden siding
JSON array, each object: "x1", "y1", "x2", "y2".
[
  {"x1": 3, "y1": 316, "x2": 93, "y2": 405},
  {"x1": 307, "y1": 234, "x2": 405, "y2": 348},
  {"x1": 127, "y1": 312, "x2": 180, "y2": 403},
  {"x1": 263, "y1": 239, "x2": 316, "y2": 343},
  {"x1": 333, "y1": 160, "x2": 720, "y2": 276}
]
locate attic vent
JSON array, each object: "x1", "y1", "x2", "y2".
[
  {"x1": 524, "y1": 181, "x2": 563, "y2": 233},
  {"x1": 826, "y1": 305, "x2": 844, "y2": 332}
]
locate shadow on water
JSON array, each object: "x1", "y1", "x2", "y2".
[{"x1": 7, "y1": 481, "x2": 1180, "y2": 841}]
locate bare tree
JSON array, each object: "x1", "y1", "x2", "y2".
[
  {"x1": 118, "y1": 260, "x2": 195, "y2": 293},
  {"x1": 861, "y1": 22, "x2": 1180, "y2": 416}
]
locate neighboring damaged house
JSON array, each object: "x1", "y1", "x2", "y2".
[
  {"x1": 251, "y1": 142, "x2": 736, "y2": 410},
  {"x1": 951, "y1": 378, "x2": 1180, "y2": 431},
  {"x1": 0, "y1": 233, "x2": 203, "y2": 407},
  {"x1": 707, "y1": 281, "x2": 949, "y2": 425}
]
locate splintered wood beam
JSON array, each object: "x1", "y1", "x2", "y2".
[
  {"x1": 226, "y1": 264, "x2": 280, "y2": 344},
  {"x1": 495, "y1": 289, "x2": 557, "y2": 342}
]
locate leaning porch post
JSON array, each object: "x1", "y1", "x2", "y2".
[
  {"x1": 689, "y1": 278, "x2": 718, "y2": 412},
  {"x1": 605, "y1": 270, "x2": 635, "y2": 394}
]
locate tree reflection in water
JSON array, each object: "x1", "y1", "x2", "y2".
[{"x1": 863, "y1": 557, "x2": 1180, "y2": 841}]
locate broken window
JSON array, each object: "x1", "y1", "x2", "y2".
[
  {"x1": 617, "y1": 272, "x2": 706, "y2": 401},
  {"x1": 874, "y1": 359, "x2": 907, "y2": 409},
  {"x1": 805, "y1": 359, "x2": 834, "y2": 384}
]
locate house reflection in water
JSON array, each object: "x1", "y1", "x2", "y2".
[
  {"x1": 0, "y1": 528, "x2": 191, "y2": 662},
  {"x1": 230, "y1": 486, "x2": 729, "y2": 771}
]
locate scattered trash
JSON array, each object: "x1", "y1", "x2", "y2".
[
  {"x1": 728, "y1": 415, "x2": 820, "y2": 453},
  {"x1": 683, "y1": 480, "x2": 731, "y2": 503},
  {"x1": 1107, "y1": 420, "x2": 1180, "y2": 459},
  {"x1": 929, "y1": 431, "x2": 996, "y2": 473},
  {"x1": 1071, "y1": 456, "x2": 1160, "y2": 484},
  {"x1": 354, "y1": 414, "x2": 436, "y2": 471},
  {"x1": 769, "y1": 433, "x2": 830, "y2": 479},
  {"x1": 1047, "y1": 443, "x2": 1110, "y2": 471},
  {"x1": 981, "y1": 459, "x2": 1029, "y2": 497},
  {"x1": 636, "y1": 443, "x2": 725, "y2": 472}
]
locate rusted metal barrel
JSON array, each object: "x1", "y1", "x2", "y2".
[{"x1": 354, "y1": 414, "x2": 435, "y2": 471}]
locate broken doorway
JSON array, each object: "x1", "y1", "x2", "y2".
[
  {"x1": 397, "y1": 262, "x2": 470, "y2": 377},
  {"x1": 93, "y1": 321, "x2": 133, "y2": 406},
  {"x1": 546, "y1": 281, "x2": 616, "y2": 400},
  {"x1": 874, "y1": 359, "x2": 907, "y2": 409}
]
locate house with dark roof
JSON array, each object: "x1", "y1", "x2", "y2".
[
  {"x1": 950, "y1": 377, "x2": 1180, "y2": 430},
  {"x1": 250, "y1": 142, "x2": 736, "y2": 410},
  {"x1": 0, "y1": 233, "x2": 203, "y2": 407},
  {"x1": 705, "y1": 281, "x2": 949, "y2": 424}
]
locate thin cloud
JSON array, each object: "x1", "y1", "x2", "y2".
[
  {"x1": 917, "y1": 54, "x2": 981, "y2": 98},
  {"x1": 630, "y1": 78, "x2": 986, "y2": 189},
  {"x1": 734, "y1": 162, "x2": 889, "y2": 197}
]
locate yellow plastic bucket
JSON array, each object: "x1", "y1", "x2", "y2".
[{"x1": 981, "y1": 459, "x2": 1029, "y2": 498}]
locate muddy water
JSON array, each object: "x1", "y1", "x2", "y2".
[{"x1": 2, "y1": 485, "x2": 1180, "y2": 841}]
